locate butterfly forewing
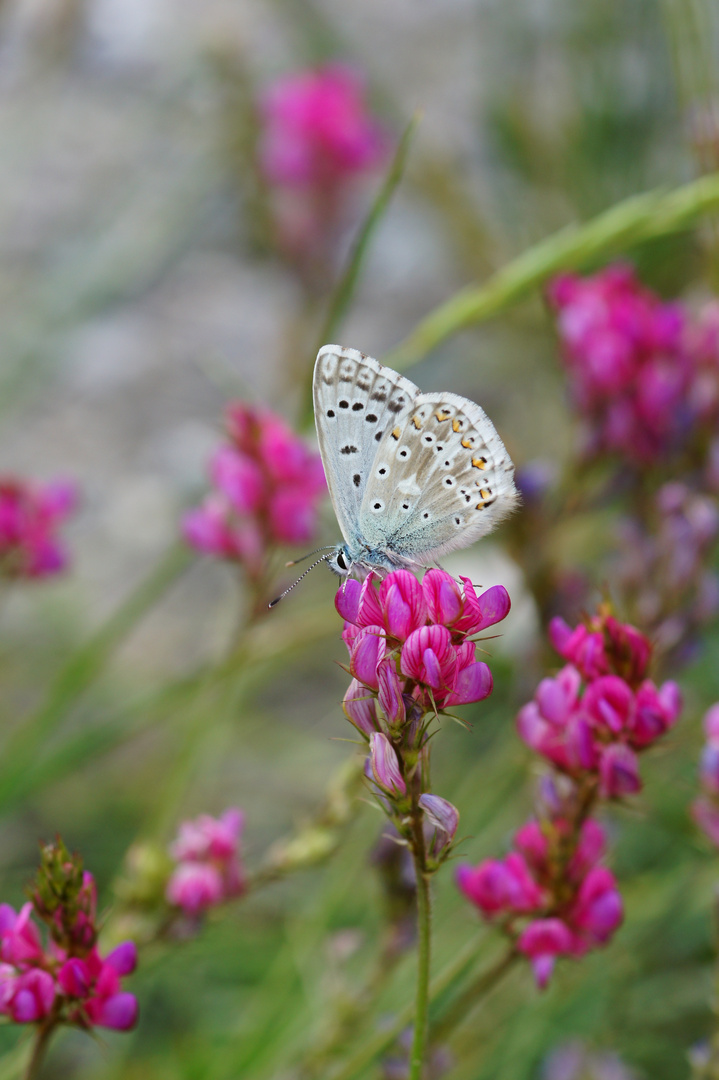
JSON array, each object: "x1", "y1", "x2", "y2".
[
  {"x1": 358, "y1": 391, "x2": 518, "y2": 561},
  {"x1": 313, "y1": 345, "x2": 421, "y2": 546}
]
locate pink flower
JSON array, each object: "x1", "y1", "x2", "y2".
[
  {"x1": 62, "y1": 945, "x2": 138, "y2": 1030},
  {"x1": 518, "y1": 918, "x2": 574, "y2": 989},
  {"x1": 0, "y1": 476, "x2": 78, "y2": 580},
  {"x1": 349, "y1": 626, "x2": 387, "y2": 689},
  {"x1": 166, "y1": 863, "x2": 224, "y2": 915},
  {"x1": 167, "y1": 808, "x2": 245, "y2": 915},
  {"x1": 584, "y1": 677, "x2": 634, "y2": 736},
  {"x1": 0, "y1": 903, "x2": 45, "y2": 967},
  {"x1": 0, "y1": 966, "x2": 56, "y2": 1023},
  {"x1": 569, "y1": 867, "x2": 623, "y2": 948},
  {"x1": 378, "y1": 571, "x2": 428, "y2": 641},
  {"x1": 184, "y1": 402, "x2": 325, "y2": 577},
  {"x1": 377, "y1": 657, "x2": 406, "y2": 727},
  {"x1": 456, "y1": 853, "x2": 543, "y2": 916},
  {"x1": 343, "y1": 678, "x2": 379, "y2": 736},
  {"x1": 419, "y1": 794, "x2": 459, "y2": 860},
  {"x1": 455, "y1": 581, "x2": 512, "y2": 636},
  {"x1": 259, "y1": 64, "x2": 385, "y2": 189},
  {"x1": 599, "y1": 743, "x2": 641, "y2": 799},
  {"x1": 548, "y1": 264, "x2": 691, "y2": 466},
  {"x1": 209, "y1": 447, "x2": 263, "y2": 515},
  {"x1": 369, "y1": 733, "x2": 406, "y2": 798},
  {"x1": 401, "y1": 625, "x2": 456, "y2": 693}
]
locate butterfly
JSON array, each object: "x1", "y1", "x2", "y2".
[{"x1": 314, "y1": 344, "x2": 519, "y2": 577}]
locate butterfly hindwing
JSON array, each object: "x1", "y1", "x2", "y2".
[
  {"x1": 313, "y1": 345, "x2": 421, "y2": 546},
  {"x1": 358, "y1": 391, "x2": 519, "y2": 561}
]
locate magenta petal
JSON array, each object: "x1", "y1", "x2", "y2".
[
  {"x1": 106, "y1": 942, "x2": 138, "y2": 977},
  {"x1": 343, "y1": 679, "x2": 379, "y2": 736},
  {"x1": 446, "y1": 661, "x2": 493, "y2": 706},
  {"x1": 349, "y1": 626, "x2": 386, "y2": 690},
  {"x1": 59, "y1": 958, "x2": 90, "y2": 997},
  {"x1": 335, "y1": 578, "x2": 362, "y2": 624},
  {"x1": 377, "y1": 658, "x2": 405, "y2": 727},
  {"x1": 457, "y1": 582, "x2": 511, "y2": 634},
  {"x1": 12, "y1": 989, "x2": 40, "y2": 1023},
  {"x1": 95, "y1": 992, "x2": 139, "y2": 1031}
]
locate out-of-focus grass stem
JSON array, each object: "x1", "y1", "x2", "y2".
[{"x1": 386, "y1": 172, "x2": 719, "y2": 371}]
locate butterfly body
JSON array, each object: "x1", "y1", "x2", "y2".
[{"x1": 314, "y1": 345, "x2": 519, "y2": 577}]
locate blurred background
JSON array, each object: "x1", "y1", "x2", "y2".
[{"x1": 0, "y1": 0, "x2": 718, "y2": 1077}]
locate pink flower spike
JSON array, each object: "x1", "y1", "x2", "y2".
[
  {"x1": 599, "y1": 743, "x2": 642, "y2": 799},
  {"x1": 342, "y1": 678, "x2": 379, "y2": 736},
  {"x1": 349, "y1": 626, "x2": 386, "y2": 690},
  {"x1": 456, "y1": 581, "x2": 511, "y2": 635},
  {"x1": 377, "y1": 657, "x2": 406, "y2": 727},
  {"x1": 535, "y1": 666, "x2": 582, "y2": 726},
  {"x1": 4, "y1": 969, "x2": 56, "y2": 1022},
  {"x1": 369, "y1": 733, "x2": 406, "y2": 798},
  {"x1": 378, "y1": 570, "x2": 428, "y2": 641}
]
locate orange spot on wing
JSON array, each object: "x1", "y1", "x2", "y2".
[
  {"x1": 391, "y1": 427, "x2": 401, "y2": 440},
  {"x1": 472, "y1": 458, "x2": 486, "y2": 470}
]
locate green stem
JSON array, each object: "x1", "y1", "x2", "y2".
[
  {"x1": 409, "y1": 858, "x2": 432, "y2": 1080},
  {"x1": 23, "y1": 1021, "x2": 55, "y2": 1080},
  {"x1": 384, "y1": 171, "x2": 719, "y2": 371}
]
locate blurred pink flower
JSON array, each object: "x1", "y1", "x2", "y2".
[
  {"x1": 167, "y1": 808, "x2": 245, "y2": 916},
  {"x1": 183, "y1": 403, "x2": 325, "y2": 578},
  {"x1": 259, "y1": 64, "x2": 385, "y2": 190},
  {"x1": 0, "y1": 476, "x2": 77, "y2": 580}
]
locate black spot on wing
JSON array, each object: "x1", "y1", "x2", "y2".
[
  {"x1": 353, "y1": 474, "x2": 361, "y2": 487},
  {"x1": 340, "y1": 445, "x2": 358, "y2": 455}
]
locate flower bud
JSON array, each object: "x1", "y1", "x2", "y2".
[
  {"x1": 343, "y1": 679, "x2": 379, "y2": 736},
  {"x1": 599, "y1": 743, "x2": 641, "y2": 799},
  {"x1": 419, "y1": 794, "x2": 459, "y2": 859},
  {"x1": 369, "y1": 733, "x2": 406, "y2": 798},
  {"x1": 377, "y1": 657, "x2": 406, "y2": 728},
  {"x1": 349, "y1": 626, "x2": 386, "y2": 689}
]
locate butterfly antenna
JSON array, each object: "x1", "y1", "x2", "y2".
[
  {"x1": 269, "y1": 552, "x2": 334, "y2": 608},
  {"x1": 284, "y1": 545, "x2": 336, "y2": 568}
]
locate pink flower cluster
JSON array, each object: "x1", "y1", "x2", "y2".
[
  {"x1": 259, "y1": 64, "x2": 385, "y2": 191},
  {"x1": 183, "y1": 403, "x2": 325, "y2": 577},
  {"x1": 336, "y1": 569, "x2": 511, "y2": 733},
  {"x1": 258, "y1": 65, "x2": 387, "y2": 276},
  {"x1": 518, "y1": 612, "x2": 681, "y2": 798},
  {"x1": 457, "y1": 816, "x2": 622, "y2": 988},
  {"x1": 692, "y1": 705, "x2": 719, "y2": 847},
  {"x1": 166, "y1": 809, "x2": 245, "y2": 916},
  {"x1": 0, "y1": 881, "x2": 137, "y2": 1030},
  {"x1": 0, "y1": 476, "x2": 77, "y2": 579},
  {"x1": 548, "y1": 264, "x2": 690, "y2": 465}
]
